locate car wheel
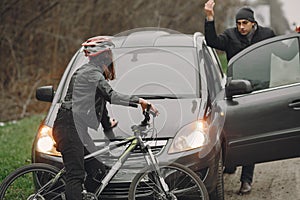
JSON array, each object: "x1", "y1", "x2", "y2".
[{"x1": 209, "y1": 150, "x2": 224, "y2": 200}]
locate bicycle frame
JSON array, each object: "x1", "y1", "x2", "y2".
[
  {"x1": 35, "y1": 105, "x2": 170, "y2": 199},
  {"x1": 36, "y1": 128, "x2": 164, "y2": 199},
  {"x1": 90, "y1": 130, "x2": 166, "y2": 197},
  {"x1": 0, "y1": 103, "x2": 208, "y2": 200},
  {"x1": 87, "y1": 135, "x2": 140, "y2": 196}
]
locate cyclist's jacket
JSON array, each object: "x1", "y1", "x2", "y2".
[
  {"x1": 204, "y1": 20, "x2": 275, "y2": 61},
  {"x1": 62, "y1": 63, "x2": 139, "y2": 130}
]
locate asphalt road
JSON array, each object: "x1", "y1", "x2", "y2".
[{"x1": 224, "y1": 158, "x2": 300, "y2": 200}]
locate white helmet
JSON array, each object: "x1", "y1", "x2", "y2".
[{"x1": 81, "y1": 36, "x2": 115, "y2": 57}]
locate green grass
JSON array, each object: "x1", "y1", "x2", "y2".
[
  {"x1": 218, "y1": 53, "x2": 228, "y2": 74},
  {"x1": 0, "y1": 115, "x2": 45, "y2": 183}
]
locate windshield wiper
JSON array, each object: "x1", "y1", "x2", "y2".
[
  {"x1": 137, "y1": 94, "x2": 193, "y2": 99},
  {"x1": 137, "y1": 94, "x2": 177, "y2": 99}
]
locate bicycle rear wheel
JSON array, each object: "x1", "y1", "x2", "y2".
[
  {"x1": 128, "y1": 162, "x2": 209, "y2": 200},
  {"x1": 0, "y1": 163, "x2": 66, "y2": 200}
]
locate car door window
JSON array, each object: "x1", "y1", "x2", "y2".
[
  {"x1": 230, "y1": 38, "x2": 300, "y2": 91},
  {"x1": 203, "y1": 45, "x2": 223, "y2": 100}
]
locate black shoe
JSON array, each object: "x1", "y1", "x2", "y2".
[{"x1": 239, "y1": 182, "x2": 251, "y2": 195}]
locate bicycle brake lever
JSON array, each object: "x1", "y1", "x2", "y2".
[{"x1": 140, "y1": 104, "x2": 151, "y2": 126}]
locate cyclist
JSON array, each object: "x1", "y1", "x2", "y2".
[{"x1": 53, "y1": 37, "x2": 158, "y2": 200}]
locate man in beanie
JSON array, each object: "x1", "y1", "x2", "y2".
[
  {"x1": 204, "y1": 0, "x2": 275, "y2": 196},
  {"x1": 204, "y1": 0, "x2": 275, "y2": 61}
]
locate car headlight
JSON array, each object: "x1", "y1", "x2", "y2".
[
  {"x1": 36, "y1": 124, "x2": 61, "y2": 157},
  {"x1": 168, "y1": 120, "x2": 208, "y2": 154}
]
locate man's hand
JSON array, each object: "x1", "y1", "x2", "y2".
[{"x1": 204, "y1": 0, "x2": 215, "y2": 21}]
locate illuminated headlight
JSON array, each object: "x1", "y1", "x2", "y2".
[
  {"x1": 36, "y1": 125, "x2": 61, "y2": 157},
  {"x1": 168, "y1": 120, "x2": 208, "y2": 154},
  {"x1": 37, "y1": 136, "x2": 55, "y2": 152}
]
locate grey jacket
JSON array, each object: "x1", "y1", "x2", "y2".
[{"x1": 63, "y1": 63, "x2": 139, "y2": 130}]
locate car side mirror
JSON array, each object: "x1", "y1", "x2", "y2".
[
  {"x1": 226, "y1": 79, "x2": 253, "y2": 99},
  {"x1": 36, "y1": 86, "x2": 55, "y2": 102}
]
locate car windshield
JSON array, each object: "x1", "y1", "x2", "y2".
[{"x1": 60, "y1": 47, "x2": 200, "y2": 101}]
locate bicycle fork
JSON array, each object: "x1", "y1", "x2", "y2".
[
  {"x1": 94, "y1": 139, "x2": 138, "y2": 197},
  {"x1": 144, "y1": 144, "x2": 173, "y2": 199}
]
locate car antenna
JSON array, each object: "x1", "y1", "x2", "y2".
[
  {"x1": 157, "y1": 15, "x2": 161, "y2": 29},
  {"x1": 155, "y1": 0, "x2": 161, "y2": 30}
]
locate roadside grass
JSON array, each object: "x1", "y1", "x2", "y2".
[
  {"x1": 0, "y1": 115, "x2": 45, "y2": 183},
  {"x1": 218, "y1": 53, "x2": 228, "y2": 73}
]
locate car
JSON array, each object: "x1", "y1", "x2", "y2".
[
  {"x1": 223, "y1": 32, "x2": 300, "y2": 169},
  {"x1": 33, "y1": 28, "x2": 229, "y2": 199},
  {"x1": 33, "y1": 28, "x2": 300, "y2": 199}
]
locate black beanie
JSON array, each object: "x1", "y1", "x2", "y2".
[{"x1": 236, "y1": 7, "x2": 255, "y2": 22}]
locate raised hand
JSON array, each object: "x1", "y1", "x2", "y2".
[{"x1": 204, "y1": 0, "x2": 215, "y2": 21}]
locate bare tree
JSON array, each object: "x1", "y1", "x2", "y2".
[
  {"x1": 0, "y1": 0, "x2": 240, "y2": 121},
  {"x1": 241, "y1": 0, "x2": 291, "y2": 34}
]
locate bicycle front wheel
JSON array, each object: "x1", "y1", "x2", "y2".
[
  {"x1": 128, "y1": 162, "x2": 209, "y2": 200},
  {"x1": 0, "y1": 163, "x2": 66, "y2": 200}
]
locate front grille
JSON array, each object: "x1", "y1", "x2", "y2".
[
  {"x1": 96, "y1": 139, "x2": 167, "y2": 167},
  {"x1": 100, "y1": 179, "x2": 155, "y2": 199},
  {"x1": 94, "y1": 139, "x2": 167, "y2": 199},
  {"x1": 100, "y1": 182, "x2": 131, "y2": 199}
]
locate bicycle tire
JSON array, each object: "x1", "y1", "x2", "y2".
[
  {"x1": 0, "y1": 163, "x2": 66, "y2": 200},
  {"x1": 128, "y1": 162, "x2": 209, "y2": 200}
]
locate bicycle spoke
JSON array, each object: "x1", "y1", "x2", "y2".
[
  {"x1": 129, "y1": 163, "x2": 209, "y2": 200},
  {"x1": 0, "y1": 164, "x2": 65, "y2": 200}
]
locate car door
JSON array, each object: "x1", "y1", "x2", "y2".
[{"x1": 224, "y1": 35, "x2": 300, "y2": 167}]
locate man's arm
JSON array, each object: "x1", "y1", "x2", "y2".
[
  {"x1": 204, "y1": 0, "x2": 228, "y2": 51},
  {"x1": 204, "y1": 0, "x2": 215, "y2": 21}
]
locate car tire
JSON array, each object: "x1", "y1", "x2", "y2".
[{"x1": 209, "y1": 150, "x2": 224, "y2": 200}]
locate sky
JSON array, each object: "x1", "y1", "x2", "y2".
[{"x1": 280, "y1": 0, "x2": 300, "y2": 29}]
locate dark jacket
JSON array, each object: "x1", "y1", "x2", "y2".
[{"x1": 205, "y1": 20, "x2": 276, "y2": 61}]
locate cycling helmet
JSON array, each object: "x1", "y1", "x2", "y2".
[{"x1": 82, "y1": 37, "x2": 115, "y2": 57}]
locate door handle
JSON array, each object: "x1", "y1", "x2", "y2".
[{"x1": 288, "y1": 100, "x2": 300, "y2": 110}]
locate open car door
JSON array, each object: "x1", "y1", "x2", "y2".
[{"x1": 224, "y1": 34, "x2": 300, "y2": 168}]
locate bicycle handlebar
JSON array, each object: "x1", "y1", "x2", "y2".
[
  {"x1": 129, "y1": 102, "x2": 138, "y2": 108},
  {"x1": 141, "y1": 103, "x2": 151, "y2": 126},
  {"x1": 131, "y1": 103, "x2": 156, "y2": 136}
]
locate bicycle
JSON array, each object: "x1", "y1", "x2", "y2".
[{"x1": 0, "y1": 104, "x2": 209, "y2": 200}]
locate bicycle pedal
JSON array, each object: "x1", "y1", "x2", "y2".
[
  {"x1": 60, "y1": 192, "x2": 66, "y2": 200},
  {"x1": 82, "y1": 191, "x2": 97, "y2": 200}
]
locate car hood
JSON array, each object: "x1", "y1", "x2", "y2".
[{"x1": 95, "y1": 98, "x2": 202, "y2": 139}]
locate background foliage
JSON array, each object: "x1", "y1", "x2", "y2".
[{"x1": 7, "y1": 0, "x2": 290, "y2": 121}]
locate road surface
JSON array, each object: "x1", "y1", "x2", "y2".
[{"x1": 224, "y1": 158, "x2": 300, "y2": 200}]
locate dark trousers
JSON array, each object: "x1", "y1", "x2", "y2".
[
  {"x1": 53, "y1": 108, "x2": 108, "y2": 200},
  {"x1": 53, "y1": 109, "x2": 85, "y2": 200},
  {"x1": 240, "y1": 164, "x2": 255, "y2": 184}
]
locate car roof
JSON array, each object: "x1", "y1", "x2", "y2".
[{"x1": 105, "y1": 28, "x2": 204, "y2": 48}]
